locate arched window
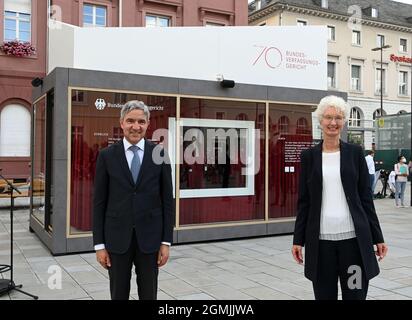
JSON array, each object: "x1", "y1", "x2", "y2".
[
  {"x1": 278, "y1": 116, "x2": 289, "y2": 134},
  {"x1": 296, "y1": 117, "x2": 309, "y2": 134},
  {"x1": 348, "y1": 107, "x2": 362, "y2": 128},
  {"x1": 373, "y1": 109, "x2": 386, "y2": 120},
  {"x1": 0, "y1": 104, "x2": 31, "y2": 156}
]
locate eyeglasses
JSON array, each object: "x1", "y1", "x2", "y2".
[{"x1": 323, "y1": 115, "x2": 344, "y2": 123}]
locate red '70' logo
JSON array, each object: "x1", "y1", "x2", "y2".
[{"x1": 252, "y1": 46, "x2": 283, "y2": 69}]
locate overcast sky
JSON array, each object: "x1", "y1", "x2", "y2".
[{"x1": 248, "y1": 0, "x2": 412, "y2": 5}]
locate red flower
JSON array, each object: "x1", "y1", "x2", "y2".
[{"x1": 0, "y1": 40, "x2": 36, "y2": 57}]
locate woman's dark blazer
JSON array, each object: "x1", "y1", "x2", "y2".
[{"x1": 293, "y1": 140, "x2": 384, "y2": 282}]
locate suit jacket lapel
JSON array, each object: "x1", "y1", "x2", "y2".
[
  {"x1": 313, "y1": 141, "x2": 323, "y2": 185},
  {"x1": 116, "y1": 140, "x2": 135, "y2": 186},
  {"x1": 135, "y1": 139, "x2": 152, "y2": 188},
  {"x1": 339, "y1": 139, "x2": 348, "y2": 189}
]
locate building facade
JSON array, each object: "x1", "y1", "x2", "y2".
[
  {"x1": 0, "y1": 0, "x2": 248, "y2": 182},
  {"x1": 249, "y1": 0, "x2": 412, "y2": 150},
  {"x1": 0, "y1": 0, "x2": 47, "y2": 181},
  {"x1": 51, "y1": 0, "x2": 247, "y2": 28}
]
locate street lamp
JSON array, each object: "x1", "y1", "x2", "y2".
[{"x1": 372, "y1": 44, "x2": 391, "y2": 116}]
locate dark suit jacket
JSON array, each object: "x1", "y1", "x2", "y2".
[
  {"x1": 293, "y1": 140, "x2": 384, "y2": 282},
  {"x1": 92, "y1": 139, "x2": 174, "y2": 254}
]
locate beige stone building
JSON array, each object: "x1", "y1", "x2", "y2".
[{"x1": 249, "y1": 0, "x2": 412, "y2": 149}]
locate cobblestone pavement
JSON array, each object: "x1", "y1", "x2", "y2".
[{"x1": 0, "y1": 184, "x2": 410, "y2": 300}]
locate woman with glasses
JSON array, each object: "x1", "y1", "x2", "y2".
[{"x1": 291, "y1": 95, "x2": 388, "y2": 300}]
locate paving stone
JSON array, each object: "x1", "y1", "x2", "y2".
[
  {"x1": 159, "y1": 278, "x2": 199, "y2": 296},
  {"x1": 369, "y1": 277, "x2": 408, "y2": 290},
  {"x1": 157, "y1": 290, "x2": 176, "y2": 300},
  {"x1": 393, "y1": 286, "x2": 412, "y2": 298},
  {"x1": 241, "y1": 286, "x2": 297, "y2": 300},
  {"x1": 197, "y1": 284, "x2": 254, "y2": 300},
  {"x1": 177, "y1": 293, "x2": 216, "y2": 300},
  {"x1": 0, "y1": 190, "x2": 411, "y2": 300},
  {"x1": 176, "y1": 272, "x2": 219, "y2": 287}
]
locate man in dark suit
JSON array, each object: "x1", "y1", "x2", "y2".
[{"x1": 93, "y1": 100, "x2": 174, "y2": 300}]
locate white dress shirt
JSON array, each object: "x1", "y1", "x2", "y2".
[
  {"x1": 94, "y1": 138, "x2": 170, "y2": 251},
  {"x1": 319, "y1": 152, "x2": 356, "y2": 241},
  {"x1": 123, "y1": 137, "x2": 145, "y2": 170}
]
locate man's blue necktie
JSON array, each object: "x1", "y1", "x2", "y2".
[{"x1": 129, "y1": 145, "x2": 141, "y2": 183}]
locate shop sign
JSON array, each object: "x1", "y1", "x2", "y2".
[{"x1": 390, "y1": 54, "x2": 412, "y2": 64}]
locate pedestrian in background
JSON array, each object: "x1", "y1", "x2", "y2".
[
  {"x1": 394, "y1": 155, "x2": 408, "y2": 208},
  {"x1": 365, "y1": 150, "x2": 375, "y2": 197}
]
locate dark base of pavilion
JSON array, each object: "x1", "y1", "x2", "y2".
[{"x1": 30, "y1": 217, "x2": 294, "y2": 255}]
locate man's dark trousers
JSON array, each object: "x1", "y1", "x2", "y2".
[{"x1": 108, "y1": 231, "x2": 158, "y2": 300}]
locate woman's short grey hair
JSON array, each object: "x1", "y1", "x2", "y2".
[
  {"x1": 314, "y1": 95, "x2": 349, "y2": 123},
  {"x1": 120, "y1": 100, "x2": 150, "y2": 120}
]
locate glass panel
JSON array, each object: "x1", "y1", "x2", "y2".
[
  {"x1": 328, "y1": 26, "x2": 334, "y2": 40},
  {"x1": 4, "y1": 11, "x2": 17, "y2": 17},
  {"x1": 400, "y1": 39, "x2": 407, "y2": 52},
  {"x1": 32, "y1": 97, "x2": 47, "y2": 226},
  {"x1": 376, "y1": 69, "x2": 380, "y2": 93},
  {"x1": 349, "y1": 108, "x2": 361, "y2": 127},
  {"x1": 83, "y1": 15, "x2": 93, "y2": 25},
  {"x1": 95, "y1": 6, "x2": 106, "y2": 17},
  {"x1": 327, "y1": 62, "x2": 335, "y2": 87},
  {"x1": 352, "y1": 65, "x2": 360, "y2": 78},
  {"x1": 19, "y1": 20, "x2": 30, "y2": 32},
  {"x1": 158, "y1": 17, "x2": 169, "y2": 27},
  {"x1": 77, "y1": 91, "x2": 84, "y2": 102},
  {"x1": 348, "y1": 131, "x2": 364, "y2": 146},
  {"x1": 20, "y1": 13, "x2": 31, "y2": 20},
  {"x1": 402, "y1": 71, "x2": 407, "y2": 83},
  {"x1": 377, "y1": 35, "x2": 384, "y2": 47},
  {"x1": 114, "y1": 93, "x2": 127, "y2": 104},
  {"x1": 19, "y1": 31, "x2": 30, "y2": 42},
  {"x1": 83, "y1": 4, "x2": 93, "y2": 15},
  {"x1": 399, "y1": 71, "x2": 408, "y2": 95},
  {"x1": 145, "y1": 15, "x2": 156, "y2": 27},
  {"x1": 352, "y1": 31, "x2": 360, "y2": 44},
  {"x1": 376, "y1": 68, "x2": 385, "y2": 93},
  {"x1": 95, "y1": 16, "x2": 106, "y2": 26},
  {"x1": 269, "y1": 104, "x2": 313, "y2": 218},
  {"x1": 45, "y1": 90, "x2": 54, "y2": 232},
  {"x1": 4, "y1": 29, "x2": 16, "y2": 41},
  {"x1": 5, "y1": 19, "x2": 15, "y2": 30},
  {"x1": 179, "y1": 98, "x2": 265, "y2": 225},
  {"x1": 69, "y1": 90, "x2": 176, "y2": 234}
]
